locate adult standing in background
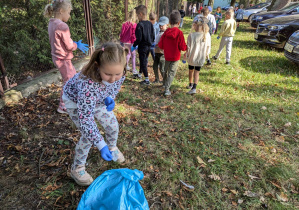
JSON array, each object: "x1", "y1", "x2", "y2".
[{"x1": 189, "y1": 4, "x2": 192, "y2": 16}]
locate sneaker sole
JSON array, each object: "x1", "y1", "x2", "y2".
[
  {"x1": 70, "y1": 173, "x2": 93, "y2": 186},
  {"x1": 57, "y1": 109, "x2": 68, "y2": 114}
]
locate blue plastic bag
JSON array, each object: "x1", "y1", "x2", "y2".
[{"x1": 77, "y1": 168, "x2": 149, "y2": 210}]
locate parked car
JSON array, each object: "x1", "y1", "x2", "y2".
[
  {"x1": 251, "y1": 3, "x2": 299, "y2": 28},
  {"x1": 222, "y1": 3, "x2": 239, "y2": 11},
  {"x1": 243, "y1": 3, "x2": 271, "y2": 22},
  {"x1": 284, "y1": 30, "x2": 299, "y2": 64},
  {"x1": 254, "y1": 14, "x2": 299, "y2": 48}
]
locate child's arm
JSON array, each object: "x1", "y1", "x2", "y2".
[
  {"x1": 57, "y1": 22, "x2": 77, "y2": 51},
  {"x1": 133, "y1": 23, "x2": 142, "y2": 47},
  {"x1": 186, "y1": 34, "x2": 191, "y2": 58},
  {"x1": 218, "y1": 21, "x2": 228, "y2": 37},
  {"x1": 158, "y1": 33, "x2": 165, "y2": 49},
  {"x1": 178, "y1": 31, "x2": 187, "y2": 52}
]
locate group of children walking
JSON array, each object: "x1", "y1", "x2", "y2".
[{"x1": 44, "y1": 0, "x2": 237, "y2": 187}]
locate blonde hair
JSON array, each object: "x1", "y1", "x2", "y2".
[
  {"x1": 127, "y1": 9, "x2": 137, "y2": 23},
  {"x1": 81, "y1": 42, "x2": 128, "y2": 83},
  {"x1": 192, "y1": 17, "x2": 209, "y2": 42},
  {"x1": 226, "y1": 10, "x2": 234, "y2": 18},
  {"x1": 44, "y1": 0, "x2": 72, "y2": 18}
]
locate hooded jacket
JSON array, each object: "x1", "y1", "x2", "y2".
[
  {"x1": 120, "y1": 21, "x2": 137, "y2": 44},
  {"x1": 158, "y1": 27, "x2": 187, "y2": 61}
]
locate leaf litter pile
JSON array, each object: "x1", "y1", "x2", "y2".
[{"x1": 0, "y1": 72, "x2": 299, "y2": 209}]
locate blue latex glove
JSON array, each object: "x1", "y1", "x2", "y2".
[
  {"x1": 104, "y1": 96, "x2": 115, "y2": 111},
  {"x1": 217, "y1": 36, "x2": 220, "y2": 40},
  {"x1": 131, "y1": 45, "x2": 138, "y2": 52},
  {"x1": 74, "y1": 40, "x2": 89, "y2": 54},
  {"x1": 151, "y1": 44, "x2": 155, "y2": 48},
  {"x1": 182, "y1": 60, "x2": 186, "y2": 64},
  {"x1": 100, "y1": 146, "x2": 113, "y2": 161}
]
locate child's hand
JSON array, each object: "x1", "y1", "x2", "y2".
[
  {"x1": 100, "y1": 145, "x2": 113, "y2": 161},
  {"x1": 74, "y1": 40, "x2": 89, "y2": 54},
  {"x1": 131, "y1": 46, "x2": 138, "y2": 52},
  {"x1": 217, "y1": 36, "x2": 220, "y2": 40},
  {"x1": 104, "y1": 97, "x2": 115, "y2": 111}
]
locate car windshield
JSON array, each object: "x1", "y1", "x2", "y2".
[
  {"x1": 280, "y1": 3, "x2": 299, "y2": 11},
  {"x1": 248, "y1": 3, "x2": 268, "y2": 9}
]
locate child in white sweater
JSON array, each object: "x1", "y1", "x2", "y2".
[{"x1": 185, "y1": 17, "x2": 211, "y2": 94}]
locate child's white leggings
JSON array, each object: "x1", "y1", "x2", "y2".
[{"x1": 67, "y1": 106, "x2": 119, "y2": 166}]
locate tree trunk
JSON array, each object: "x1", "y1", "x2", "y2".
[
  {"x1": 230, "y1": 0, "x2": 237, "y2": 7},
  {"x1": 268, "y1": 0, "x2": 291, "y2": 11}
]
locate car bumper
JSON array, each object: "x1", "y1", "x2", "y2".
[
  {"x1": 284, "y1": 40, "x2": 299, "y2": 64},
  {"x1": 254, "y1": 33, "x2": 285, "y2": 48}
]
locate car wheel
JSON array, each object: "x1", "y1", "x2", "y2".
[{"x1": 248, "y1": 14, "x2": 253, "y2": 22}]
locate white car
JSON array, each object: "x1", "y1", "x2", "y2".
[{"x1": 243, "y1": 3, "x2": 271, "y2": 22}]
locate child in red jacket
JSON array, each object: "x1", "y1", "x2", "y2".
[{"x1": 158, "y1": 10, "x2": 187, "y2": 96}]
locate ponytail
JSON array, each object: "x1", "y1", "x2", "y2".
[{"x1": 44, "y1": 4, "x2": 54, "y2": 18}]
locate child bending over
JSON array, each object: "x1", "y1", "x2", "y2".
[{"x1": 63, "y1": 43, "x2": 128, "y2": 186}]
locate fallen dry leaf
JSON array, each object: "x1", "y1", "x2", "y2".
[
  {"x1": 238, "y1": 199, "x2": 243, "y2": 204},
  {"x1": 196, "y1": 156, "x2": 206, "y2": 165},
  {"x1": 248, "y1": 174, "x2": 260, "y2": 180},
  {"x1": 230, "y1": 189, "x2": 238, "y2": 195},
  {"x1": 222, "y1": 188, "x2": 228, "y2": 192},
  {"x1": 208, "y1": 159, "x2": 215, "y2": 163},
  {"x1": 276, "y1": 192, "x2": 288, "y2": 202},
  {"x1": 244, "y1": 190, "x2": 259, "y2": 198},
  {"x1": 275, "y1": 136, "x2": 285, "y2": 143},
  {"x1": 284, "y1": 122, "x2": 291, "y2": 127},
  {"x1": 261, "y1": 106, "x2": 267, "y2": 110},
  {"x1": 232, "y1": 201, "x2": 237, "y2": 206},
  {"x1": 208, "y1": 173, "x2": 221, "y2": 181}
]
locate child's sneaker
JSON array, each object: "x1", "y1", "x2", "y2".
[
  {"x1": 57, "y1": 107, "x2": 67, "y2": 114},
  {"x1": 70, "y1": 165, "x2": 93, "y2": 186},
  {"x1": 186, "y1": 84, "x2": 193, "y2": 89},
  {"x1": 187, "y1": 89, "x2": 196, "y2": 95},
  {"x1": 140, "y1": 80, "x2": 150, "y2": 85},
  {"x1": 164, "y1": 90, "x2": 171, "y2": 96},
  {"x1": 133, "y1": 74, "x2": 142, "y2": 79},
  {"x1": 109, "y1": 147, "x2": 125, "y2": 163},
  {"x1": 207, "y1": 59, "x2": 212, "y2": 65},
  {"x1": 225, "y1": 61, "x2": 230, "y2": 65},
  {"x1": 212, "y1": 56, "x2": 218, "y2": 61},
  {"x1": 126, "y1": 66, "x2": 131, "y2": 71}
]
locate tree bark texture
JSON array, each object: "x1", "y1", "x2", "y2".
[{"x1": 268, "y1": 0, "x2": 291, "y2": 11}]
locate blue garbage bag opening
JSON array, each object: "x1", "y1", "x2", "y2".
[{"x1": 77, "y1": 168, "x2": 149, "y2": 210}]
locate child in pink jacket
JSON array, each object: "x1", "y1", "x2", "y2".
[
  {"x1": 120, "y1": 9, "x2": 137, "y2": 74},
  {"x1": 44, "y1": 0, "x2": 88, "y2": 114}
]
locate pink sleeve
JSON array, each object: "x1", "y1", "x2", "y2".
[
  {"x1": 120, "y1": 23, "x2": 126, "y2": 42},
  {"x1": 57, "y1": 22, "x2": 77, "y2": 51},
  {"x1": 131, "y1": 23, "x2": 137, "y2": 43}
]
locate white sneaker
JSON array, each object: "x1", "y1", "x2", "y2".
[
  {"x1": 164, "y1": 90, "x2": 171, "y2": 96},
  {"x1": 187, "y1": 89, "x2": 196, "y2": 95},
  {"x1": 109, "y1": 147, "x2": 125, "y2": 163},
  {"x1": 126, "y1": 66, "x2": 131, "y2": 71},
  {"x1": 70, "y1": 165, "x2": 93, "y2": 186}
]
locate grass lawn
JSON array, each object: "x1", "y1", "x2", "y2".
[{"x1": 0, "y1": 17, "x2": 298, "y2": 209}]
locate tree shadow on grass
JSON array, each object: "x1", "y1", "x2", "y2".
[
  {"x1": 239, "y1": 56, "x2": 298, "y2": 77},
  {"x1": 233, "y1": 39, "x2": 282, "y2": 51}
]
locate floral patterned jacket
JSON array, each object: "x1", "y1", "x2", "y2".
[{"x1": 63, "y1": 73, "x2": 125, "y2": 148}]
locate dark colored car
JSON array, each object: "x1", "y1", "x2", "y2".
[
  {"x1": 251, "y1": 3, "x2": 299, "y2": 28},
  {"x1": 222, "y1": 3, "x2": 239, "y2": 11},
  {"x1": 284, "y1": 30, "x2": 299, "y2": 64},
  {"x1": 254, "y1": 14, "x2": 299, "y2": 48}
]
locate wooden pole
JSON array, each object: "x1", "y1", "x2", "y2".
[
  {"x1": 83, "y1": 0, "x2": 94, "y2": 55},
  {"x1": 125, "y1": 0, "x2": 128, "y2": 21}
]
